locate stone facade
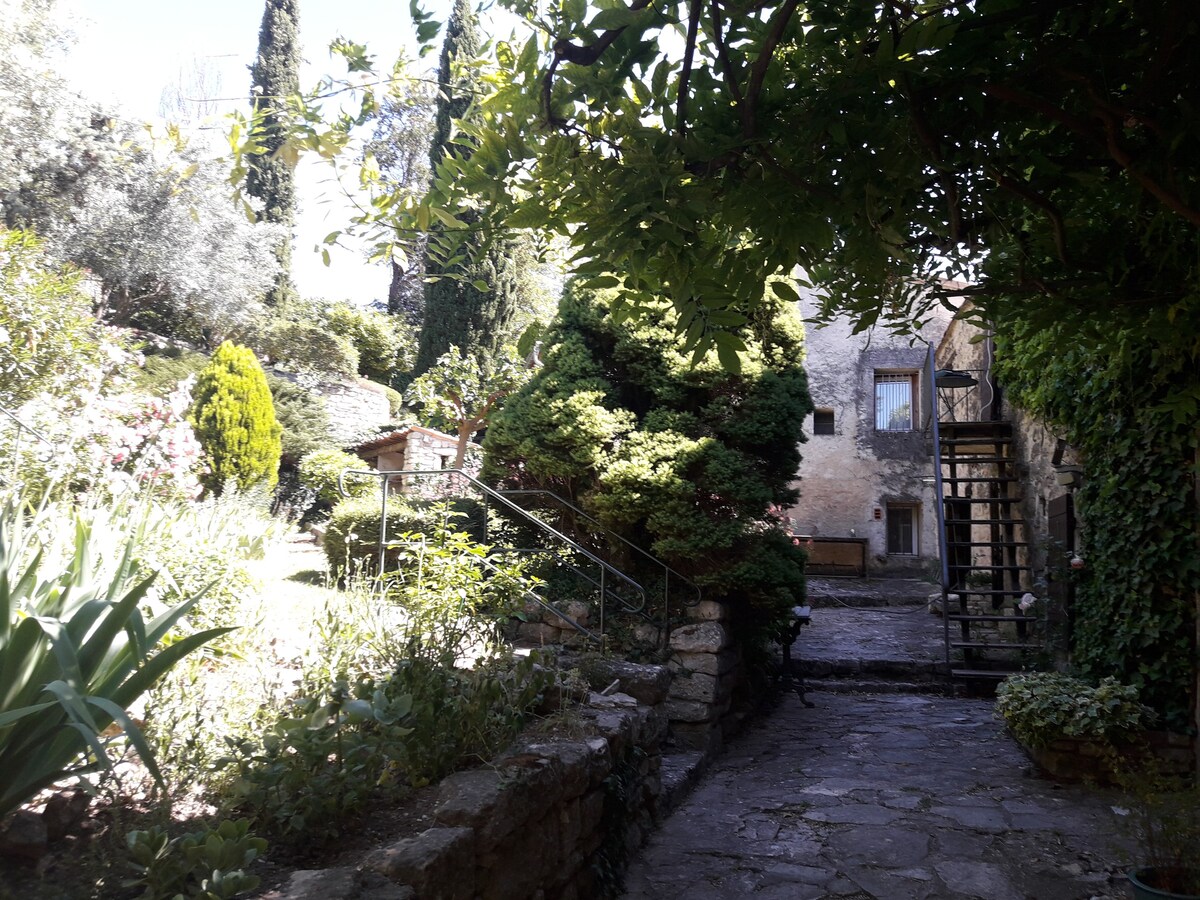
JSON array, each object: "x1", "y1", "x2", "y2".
[
  {"x1": 786, "y1": 290, "x2": 953, "y2": 575},
  {"x1": 264, "y1": 676, "x2": 671, "y2": 900},
  {"x1": 356, "y1": 426, "x2": 483, "y2": 492}
]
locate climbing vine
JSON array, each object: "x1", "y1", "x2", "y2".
[{"x1": 993, "y1": 314, "x2": 1199, "y2": 730}]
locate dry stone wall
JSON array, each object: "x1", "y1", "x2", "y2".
[{"x1": 264, "y1": 668, "x2": 671, "y2": 900}]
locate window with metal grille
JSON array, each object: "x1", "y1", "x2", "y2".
[
  {"x1": 875, "y1": 373, "x2": 915, "y2": 431},
  {"x1": 813, "y1": 409, "x2": 835, "y2": 435},
  {"x1": 887, "y1": 504, "x2": 917, "y2": 555}
]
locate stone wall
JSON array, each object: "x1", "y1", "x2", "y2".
[
  {"x1": 271, "y1": 370, "x2": 393, "y2": 446},
  {"x1": 266, "y1": 672, "x2": 671, "y2": 900},
  {"x1": 514, "y1": 599, "x2": 747, "y2": 755},
  {"x1": 665, "y1": 602, "x2": 744, "y2": 753}
]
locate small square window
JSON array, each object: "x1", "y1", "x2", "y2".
[{"x1": 813, "y1": 409, "x2": 835, "y2": 435}]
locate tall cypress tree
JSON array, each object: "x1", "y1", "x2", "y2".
[
  {"x1": 247, "y1": 0, "x2": 300, "y2": 307},
  {"x1": 413, "y1": 0, "x2": 519, "y2": 375}
]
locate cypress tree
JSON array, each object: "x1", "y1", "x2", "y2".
[
  {"x1": 190, "y1": 342, "x2": 283, "y2": 494},
  {"x1": 413, "y1": 0, "x2": 519, "y2": 375},
  {"x1": 247, "y1": 0, "x2": 300, "y2": 307}
]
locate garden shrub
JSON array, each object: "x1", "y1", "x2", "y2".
[
  {"x1": 124, "y1": 818, "x2": 266, "y2": 900},
  {"x1": 0, "y1": 495, "x2": 232, "y2": 818},
  {"x1": 323, "y1": 300, "x2": 414, "y2": 384},
  {"x1": 483, "y1": 279, "x2": 812, "y2": 658},
  {"x1": 0, "y1": 229, "x2": 108, "y2": 408},
  {"x1": 189, "y1": 342, "x2": 282, "y2": 495},
  {"x1": 323, "y1": 495, "x2": 486, "y2": 575},
  {"x1": 299, "y1": 447, "x2": 373, "y2": 505},
  {"x1": 995, "y1": 672, "x2": 1152, "y2": 750},
  {"x1": 220, "y1": 523, "x2": 549, "y2": 846},
  {"x1": 263, "y1": 373, "x2": 332, "y2": 466},
  {"x1": 255, "y1": 319, "x2": 359, "y2": 377}
]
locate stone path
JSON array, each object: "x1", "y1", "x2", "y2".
[{"x1": 622, "y1": 691, "x2": 1130, "y2": 900}]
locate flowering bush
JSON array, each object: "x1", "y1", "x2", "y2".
[{"x1": 78, "y1": 378, "x2": 206, "y2": 500}]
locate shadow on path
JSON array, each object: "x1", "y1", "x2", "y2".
[{"x1": 623, "y1": 692, "x2": 1129, "y2": 900}]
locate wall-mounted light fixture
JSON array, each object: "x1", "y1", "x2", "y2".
[{"x1": 934, "y1": 369, "x2": 979, "y2": 389}]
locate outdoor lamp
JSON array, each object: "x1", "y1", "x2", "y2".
[{"x1": 934, "y1": 369, "x2": 978, "y2": 389}]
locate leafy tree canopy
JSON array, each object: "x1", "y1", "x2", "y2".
[
  {"x1": 443, "y1": 0, "x2": 1198, "y2": 360},
  {"x1": 224, "y1": 0, "x2": 1164, "y2": 381}
]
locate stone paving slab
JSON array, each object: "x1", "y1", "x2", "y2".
[{"x1": 622, "y1": 692, "x2": 1130, "y2": 900}]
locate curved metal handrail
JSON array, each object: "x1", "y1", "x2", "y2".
[
  {"x1": 498, "y1": 487, "x2": 702, "y2": 646},
  {"x1": 498, "y1": 488, "x2": 703, "y2": 607},
  {"x1": 337, "y1": 468, "x2": 649, "y2": 633},
  {"x1": 0, "y1": 403, "x2": 56, "y2": 487}
]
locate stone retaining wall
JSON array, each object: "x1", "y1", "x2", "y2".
[
  {"x1": 666, "y1": 601, "x2": 745, "y2": 752},
  {"x1": 266, "y1": 670, "x2": 671, "y2": 900},
  {"x1": 1026, "y1": 731, "x2": 1195, "y2": 783}
]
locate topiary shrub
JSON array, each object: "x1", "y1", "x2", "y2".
[
  {"x1": 189, "y1": 342, "x2": 283, "y2": 494},
  {"x1": 323, "y1": 496, "x2": 487, "y2": 576},
  {"x1": 300, "y1": 447, "x2": 374, "y2": 505},
  {"x1": 324, "y1": 495, "x2": 430, "y2": 576}
]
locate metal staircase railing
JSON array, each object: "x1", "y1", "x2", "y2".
[
  {"x1": 497, "y1": 488, "x2": 703, "y2": 647},
  {"x1": 927, "y1": 344, "x2": 1040, "y2": 686},
  {"x1": 0, "y1": 403, "x2": 55, "y2": 490},
  {"x1": 337, "y1": 467, "x2": 648, "y2": 644}
]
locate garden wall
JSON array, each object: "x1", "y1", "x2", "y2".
[
  {"x1": 265, "y1": 669, "x2": 672, "y2": 900},
  {"x1": 516, "y1": 599, "x2": 750, "y2": 755}
]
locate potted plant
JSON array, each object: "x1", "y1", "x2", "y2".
[{"x1": 1122, "y1": 769, "x2": 1200, "y2": 899}]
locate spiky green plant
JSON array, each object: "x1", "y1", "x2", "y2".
[{"x1": 0, "y1": 497, "x2": 233, "y2": 818}]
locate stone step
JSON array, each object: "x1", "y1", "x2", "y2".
[
  {"x1": 803, "y1": 678, "x2": 947, "y2": 695},
  {"x1": 799, "y1": 658, "x2": 947, "y2": 681}
]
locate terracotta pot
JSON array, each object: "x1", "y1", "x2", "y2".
[{"x1": 1128, "y1": 867, "x2": 1200, "y2": 899}]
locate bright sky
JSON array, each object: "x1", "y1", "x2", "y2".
[{"x1": 54, "y1": 0, "x2": 491, "y2": 305}]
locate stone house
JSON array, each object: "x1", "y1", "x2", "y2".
[
  {"x1": 785, "y1": 289, "x2": 954, "y2": 576},
  {"x1": 355, "y1": 425, "x2": 483, "y2": 493}
]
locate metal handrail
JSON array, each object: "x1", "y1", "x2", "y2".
[
  {"x1": 0, "y1": 403, "x2": 55, "y2": 488},
  {"x1": 926, "y1": 343, "x2": 953, "y2": 681},
  {"x1": 337, "y1": 468, "x2": 648, "y2": 638},
  {"x1": 499, "y1": 488, "x2": 703, "y2": 647}
]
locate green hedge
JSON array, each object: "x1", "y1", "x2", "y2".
[{"x1": 323, "y1": 496, "x2": 487, "y2": 576}]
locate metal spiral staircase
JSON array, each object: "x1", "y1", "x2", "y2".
[{"x1": 926, "y1": 348, "x2": 1042, "y2": 687}]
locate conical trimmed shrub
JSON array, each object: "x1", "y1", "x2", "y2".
[{"x1": 190, "y1": 342, "x2": 282, "y2": 494}]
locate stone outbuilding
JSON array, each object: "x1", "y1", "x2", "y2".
[{"x1": 355, "y1": 425, "x2": 482, "y2": 485}]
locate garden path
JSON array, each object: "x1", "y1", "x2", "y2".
[
  {"x1": 622, "y1": 690, "x2": 1128, "y2": 900},
  {"x1": 622, "y1": 578, "x2": 1127, "y2": 899}
]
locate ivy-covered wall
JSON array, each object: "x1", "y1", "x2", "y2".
[{"x1": 992, "y1": 318, "x2": 1199, "y2": 731}]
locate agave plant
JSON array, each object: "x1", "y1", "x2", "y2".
[{"x1": 0, "y1": 496, "x2": 232, "y2": 818}]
